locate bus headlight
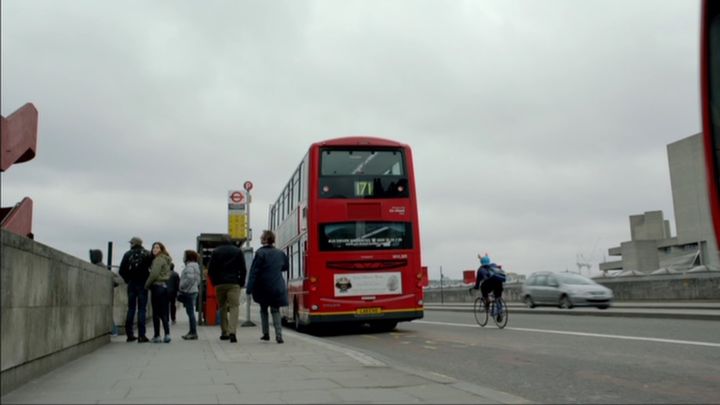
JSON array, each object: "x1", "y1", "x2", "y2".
[{"x1": 311, "y1": 305, "x2": 319, "y2": 311}]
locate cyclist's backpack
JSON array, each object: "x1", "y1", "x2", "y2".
[{"x1": 489, "y1": 266, "x2": 507, "y2": 283}]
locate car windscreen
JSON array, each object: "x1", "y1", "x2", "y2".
[{"x1": 556, "y1": 273, "x2": 595, "y2": 285}]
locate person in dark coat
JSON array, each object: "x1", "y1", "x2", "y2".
[
  {"x1": 246, "y1": 230, "x2": 289, "y2": 344},
  {"x1": 208, "y1": 236, "x2": 247, "y2": 343},
  {"x1": 167, "y1": 264, "x2": 180, "y2": 324}
]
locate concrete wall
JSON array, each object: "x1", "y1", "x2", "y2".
[
  {"x1": 592, "y1": 272, "x2": 720, "y2": 300},
  {"x1": 1, "y1": 229, "x2": 113, "y2": 394},
  {"x1": 113, "y1": 282, "x2": 127, "y2": 330},
  {"x1": 621, "y1": 240, "x2": 661, "y2": 272},
  {"x1": 630, "y1": 211, "x2": 669, "y2": 240},
  {"x1": 423, "y1": 272, "x2": 720, "y2": 303},
  {"x1": 668, "y1": 133, "x2": 720, "y2": 268}
]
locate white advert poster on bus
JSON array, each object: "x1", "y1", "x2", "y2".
[{"x1": 333, "y1": 272, "x2": 403, "y2": 297}]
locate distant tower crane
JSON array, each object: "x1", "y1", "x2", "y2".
[{"x1": 576, "y1": 253, "x2": 592, "y2": 276}]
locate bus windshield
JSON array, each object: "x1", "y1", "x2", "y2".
[
  {"x1": 319, "y1": 149, "x2": 409, "y2": 198},
  {"x1": 319, "y1": 222, "x2": 412, "y2": 251}
]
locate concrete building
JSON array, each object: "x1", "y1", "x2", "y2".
[{"x1": 600, "y1": 133, "x2": 720, "y2": 274}]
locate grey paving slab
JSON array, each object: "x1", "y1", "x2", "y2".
[
  {"x1": 332, "y1": 387, "x2": 422, "y2": 403},
  {"x1": 279, "y1": 388, "x2": 342, "y2": 404},
  {"x1": 98, "y1": 394, "x2": 219, "y2": 404},
  {"x1": 126, "y1": 383, "x2": 237, "y2": 399},
  {"x1": 1, "y1": 394, "x2": 100, "y2": 405},
  {"x1": 2, "y1": 384, "x2": 130, "y2": 403},
  {"x1": 217, "y1": 391, "x2": 282, "y2": 404},
  {"x1": 397, "y1": 383, "x2": 495, "y2": 404}
]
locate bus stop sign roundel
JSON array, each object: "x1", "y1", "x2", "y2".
[{"x1": 230, "y1": 191, "x2": 244, "y2": 204}]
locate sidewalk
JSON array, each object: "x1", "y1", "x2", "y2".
[
  {"x1": 1, "y1": 310, "x2": 531, "y2": 404},
  {"x1": 424, "y1": 301, "x2": 720, "y2": 321}
]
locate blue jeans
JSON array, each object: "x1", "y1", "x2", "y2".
[
  {"x1": 125, "y1": 282, "x2": 148, "y2": 338},
  {"x1": 182, "y1": 292, "x2": 198, "y2": 334}
]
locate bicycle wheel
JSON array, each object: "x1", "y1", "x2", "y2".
[
  {"x1": 493, "y1": 297, "x2": 508, "y2": 329},
  {"x1": 473, "y1": 297, "x2": 489, "y2": 327}
]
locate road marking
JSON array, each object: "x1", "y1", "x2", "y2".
[{"x1": 415, "y1": 320, "x2": 720, "y2": 348}]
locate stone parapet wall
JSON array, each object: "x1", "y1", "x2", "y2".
[
  {"x1": 592, "y1": 272, "x2": 720, "y2": 300},
  {"x1": 1, "y1": 229, "x2": 112, "y2": 393}
]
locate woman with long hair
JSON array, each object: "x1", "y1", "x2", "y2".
[{"x1": 145, "y1": 241, "x2": 173, "y2": 343}]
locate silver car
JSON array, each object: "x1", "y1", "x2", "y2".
[{"x1": 521, "y1": 272, "x2": 613, "y2": 309}]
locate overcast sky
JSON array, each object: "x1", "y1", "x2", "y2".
[{"x1": 1, "y1": 0, "x2": 702, "y2": 279}]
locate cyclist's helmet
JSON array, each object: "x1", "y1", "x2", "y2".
[{"x1": 480, "y1": 254, "x2": 491, "y2": 266}]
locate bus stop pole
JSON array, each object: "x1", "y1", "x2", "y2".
[
  {"x1": 241, "y1": 291, "x2": 254, "y2": 327},
  {"x1": 440, "y1": 265, "x2": 444, "y2": 304},
  {"x1": 240, "y1": 186, "x2": 255, "y2": 327},
  {"x1": 241, "y1": 246, "x2": 255, "y2": 327}
]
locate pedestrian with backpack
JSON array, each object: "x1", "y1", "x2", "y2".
[{"x1": 119, "y1": 237, "x2": 152, "y2": 343}]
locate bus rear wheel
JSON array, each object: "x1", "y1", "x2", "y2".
[{"x1": 293, "y1": 304, "x2": 305, "y2": 333}]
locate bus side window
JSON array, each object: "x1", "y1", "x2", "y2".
[
  {"x1": 301, "y1": 237, "x2": 307, "y2": 278},
  {"x1": 294, "y1": 240, "x2": 301, "y2": 281},
  {"x1": 296, "y1": 165, "x2": 302, "y2": 203},
  {"x1": 289, "y1": 244, "x2": 295, "y2": 279},
  {"x1": 289, "y1": 180, "x2": 294, "y2": 212}
]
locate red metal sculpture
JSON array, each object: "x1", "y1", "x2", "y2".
[{"x1": 1, "y1": 103, "x2": 38, "y2": 239}]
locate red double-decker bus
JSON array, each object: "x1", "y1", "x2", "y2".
[
  {"x1": 269, "y1": 136, "x2": 425, "y2": 331},
  {"x1": 701, "y1": 0, "x2": 720, "y2": 243}
]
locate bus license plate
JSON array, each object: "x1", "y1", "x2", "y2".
[{"x1": 356, "y1": 307, "x2": 382, "y2": 315}]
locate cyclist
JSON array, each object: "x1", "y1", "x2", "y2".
[{"x1": 469, "y1": 254, "x2": 507, "y2": 321}]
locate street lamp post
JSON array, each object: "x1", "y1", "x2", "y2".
[{"x1": 440, "y1": 265, "x2": 444, "y2": 304}]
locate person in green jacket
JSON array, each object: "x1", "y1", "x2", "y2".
[{"x1": 145, "y1": 242, "x2": 173, "y2": 343}]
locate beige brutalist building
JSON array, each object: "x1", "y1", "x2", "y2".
[{"x1": 600, "y1": 133, "x2": 720, "y2": 274}]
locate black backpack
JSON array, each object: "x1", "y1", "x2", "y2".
[
  {"x1": 121, "y1": 248, "x2": 149, "y2": 282},
  {"x1": 129, "y1": 249, "x2": 148, "y2": 272}
]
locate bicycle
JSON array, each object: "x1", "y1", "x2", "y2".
[{"x1": 469, "y1": 288, "x2": 508, "y2": 329}]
